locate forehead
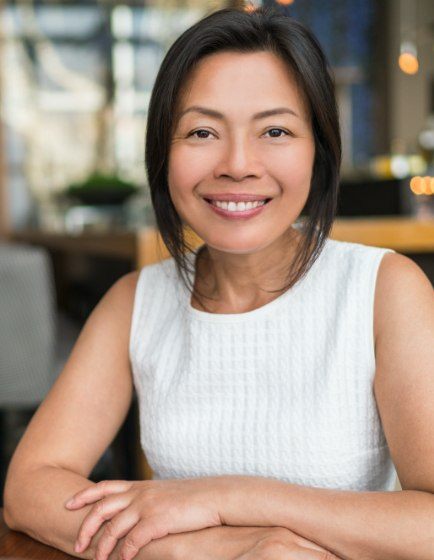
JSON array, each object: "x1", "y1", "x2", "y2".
[{"x1": 175, "y1": 50, "x2": 310, "y2": 122}]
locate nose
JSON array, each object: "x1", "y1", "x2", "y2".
[{"x1": 213, "y1": 133, "x2": 264, "y2": 181}]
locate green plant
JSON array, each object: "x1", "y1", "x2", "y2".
[
  {"x1": 65, "y1": 172, "x2": 140, "y2": 206},
  {"x1": 67, "y1": 172, "x2": 139, "y2": 193}
]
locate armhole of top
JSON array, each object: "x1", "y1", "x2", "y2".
[
  {"x1": 128, "y1": 266, "x2": 149, "y2": 384},
  {"x1": 369, "y1": 248, "x2": 396, "y2": 370}
]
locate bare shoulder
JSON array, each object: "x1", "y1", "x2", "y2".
[
  {"x1": 108, "y1": 269, "x2": 140, "y2": 300},
  {"x1": 373, "y1": 251, "x2": 433, "y2": 347},
  {"x1": 96, "y1": 270, "x2": 140, "y2": 323},
  {"x1": 373, "y1": 252, "x2": 434, "y2": 491},
  {"x1": 119, "y1": 269, "x2": 140, "y2": 288}
]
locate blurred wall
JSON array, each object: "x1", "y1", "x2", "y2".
[{"x1": 387, "y1": 0, "x2": 434, "y2": 153}]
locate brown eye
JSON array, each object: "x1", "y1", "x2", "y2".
[
  {"x1": 188, "y1": 129, "x2": 215, "y2": 139},
  {"x1": 265, "y1": 128, "x2": 291, "y2": 138}
]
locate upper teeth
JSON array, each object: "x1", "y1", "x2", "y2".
[{"x1": 210, "y1": 200, "x2": 266, "y2": 211}]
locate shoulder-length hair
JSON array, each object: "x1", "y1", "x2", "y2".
[{"x1": 145, "y1": 5, "x2": 341, "y2": 311}]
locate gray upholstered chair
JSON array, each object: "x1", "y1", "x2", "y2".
[{"x1": 0, "y1": 243, "x2": 57, "y2": 407}]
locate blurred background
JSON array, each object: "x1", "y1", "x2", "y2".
[{"x1": 1, "y1": 0, "x2": 434, "y2": 504}]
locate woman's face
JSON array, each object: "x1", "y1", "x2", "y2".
[{"x1": 168, "y1": 50, "x2": 315, "y2": 255}]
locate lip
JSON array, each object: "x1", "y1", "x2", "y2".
[
  {"x1": 203, "y1": 197, "x2": 271, "y2": 220},
  {"x1": 201, "y1": 193, "x2": 272, "y2": 202}
]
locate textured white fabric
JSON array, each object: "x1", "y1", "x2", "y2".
[{"x1": 129, "y1": 237, "x2": 398, "y2": 491}]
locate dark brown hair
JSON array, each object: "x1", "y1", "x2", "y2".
[{"x1": 145, "y1": 5, "x2": 341, "y2": 311}]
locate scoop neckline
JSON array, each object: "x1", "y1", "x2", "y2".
[{"x1": 178, "y1": 239, "x2": 333, "y2": 323}]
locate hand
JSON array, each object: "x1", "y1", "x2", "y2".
[
  {"x1": 232, "y1": 527, "x2": 342, "y2": 560},
  {"x1": 109, "y1": 525, "x2": 270, "y2": 560},
  {"x1": 176, "y1": 525, "x2": 342, "y2": 560},
  {"x1": 64, "y1": 478, "x2": 225, "y2": 560},
  {"x1": 109, "y1": 526, "x2": 342, "y2": 560}
]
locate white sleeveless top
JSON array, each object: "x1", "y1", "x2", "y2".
[{"x1": 129, "y1": 238, "x2": 398, "y2": 491}]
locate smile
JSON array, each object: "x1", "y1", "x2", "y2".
[
  {"x1": 203, "y1": 197, "x2": 272, "y2": 219},
  {"x1": 206, "y1": 199, "x2": 270, "y2": 211}
]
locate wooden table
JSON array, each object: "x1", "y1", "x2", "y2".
[{"x1": 0, "y1": 508, "x2": 74, "y2": 559}]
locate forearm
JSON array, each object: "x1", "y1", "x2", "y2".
[{"x1": 220, "y1": 475, "x2": 434, "y2": 560}]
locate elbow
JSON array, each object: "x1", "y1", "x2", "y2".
[
  {"x1": 2, "y1": 505, "x2": 17, "y2": 531},
  {"x1": 3, "y1": 481, "x2": 19, "y2": 531},
  {"x1": 3, "y1": 465, "x2": 27, "y2": 531}
]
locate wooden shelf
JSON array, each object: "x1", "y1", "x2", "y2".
[
  {"x1": 10, "y1": 217, "x2": 434, "y2": 272},
  {"x1": 11, "y1": 228, "x2": 138, "y2": 261},
  {"x1": 330, "y1": 217, "x2": 434, "y2": 253}
]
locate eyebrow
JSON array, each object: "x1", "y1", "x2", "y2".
[{"x1": 177, "y1": 106, "x2": 300, "y2": 121}]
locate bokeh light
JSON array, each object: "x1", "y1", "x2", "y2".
[
  {"x1": 398, "y1": 52, "x2": 419, "y2": 75},
  {"x1": 410, "y1": 176, "x2": 434, "y2": 195}
]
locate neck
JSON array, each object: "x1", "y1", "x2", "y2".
[{"x1": 192, "y1": 228, "x2": 302, "y2": 313}]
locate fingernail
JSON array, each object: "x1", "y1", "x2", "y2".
[
  {"x1": 74, "y1": 541, "x2": 82, "y2": 553},
  {"x1": 65, "y1": 498, "x2": 75, "y2": 508}
]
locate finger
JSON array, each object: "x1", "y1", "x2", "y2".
[
  {"x1": 292, "y1": 546, "x2": 340, "y2": 559},
  {"x1": 119, "y1": 515, "x2": 172, "y2": 560},
  {"x1": 279, "y1": 544, "x2": 340, "y2": 559},
  {"x1": 289, "y1": 537, "x2": 341, "y2": 558},
  {"x1": 74, "y1": 493, "x2": 132, "y2": 553},
  {"x1": 294, "y1": 534, "x2": 335, "y2": 553},
  {"x1": 93, "y1": 512, "x2": 140, "y2": 560},
  {"x1": 65, "y1": 480, "x2": 132, "y2": 509}
]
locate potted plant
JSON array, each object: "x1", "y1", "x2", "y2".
[{"x1": 65, "y1": 172, "x2": 140, "y2": 206}]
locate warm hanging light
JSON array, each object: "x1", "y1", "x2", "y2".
[
  {"x1": 276, "y1": 0, "x2": 295, "y2": 4},
  {"x1": 398, "y1": 40, "x2": 419, "y2": 75}
]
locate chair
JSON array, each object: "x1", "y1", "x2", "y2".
[{"x1": 0, "y1": 243, "x2": 58, "y2": 407}]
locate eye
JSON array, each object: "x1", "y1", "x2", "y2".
[
  {"x1": 264, "y1": 128, "x2": 291, "y2": 138},
  {"x1": 187, "y1": 129, "x2": 215, "y2": 139}
]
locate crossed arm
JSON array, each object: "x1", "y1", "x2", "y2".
[{"x1": 4, "y1": 464, "x2": 434, "y2": 560}]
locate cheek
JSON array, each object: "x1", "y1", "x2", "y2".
[
  {"x1": 269, "y1": 143, "x2": 315, "y2": 193},
  {"x1": 168, "y1": 147, "x2": 211, "y2": 200}
]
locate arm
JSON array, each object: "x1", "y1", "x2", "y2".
[
  {"x1": 218, "y1": 254, "x2": 434, "y2": 560},
  {"x1": 219, "y1": 476, "x2": 434, "y2": 560},
  {"x1": 3, "y1": 271, "x2": 139, "y2": 558}
]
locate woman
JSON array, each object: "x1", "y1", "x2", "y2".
[{"x1": 4, "y1": 6, "x2": 434, "y2": 560}]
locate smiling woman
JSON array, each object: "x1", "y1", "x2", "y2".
[
  {"x1": 4, "y1": 5, "x2": 434, "y2": 560},
  {"x1": 146, "y1": 6, "x2": 341, "y2": 314}
]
